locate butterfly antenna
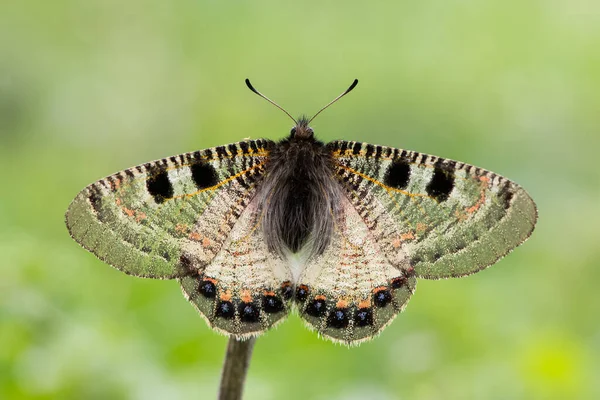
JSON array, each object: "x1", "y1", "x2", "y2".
[
  {"x1": 245, "y1": 79, "x2": 297, "y2": 124},
  {"x1": 308, "y1": 79, "x2": 358, "y2": 124}
]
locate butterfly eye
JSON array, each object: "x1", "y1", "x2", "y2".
[{"x1": 290, "y1": 127, "x2": 297, "y2": 136}]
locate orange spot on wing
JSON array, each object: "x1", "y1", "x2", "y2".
[
  {"x1": 373, "y1": 286, "x2": 388, "y2": 293},
  {"x1": 466, "y1": 201, "x2": 482, "y2": 214},
  {"x1": 336, "y1": 299, "x2": 348, "y2": 309},
  {"x1": 400, "y1": 231, "x2": 415, "y2": 241},
  {"x1": 240, "y1": 290, "x2": 252, "y2": 303},
  {"x1": 122, "y1": 207, "x2": 135, "y2": 217},
  {"x1": 115, "y1": 198, "x2": 122, "y2": 206},
  {"x1": 393, "y1": 231, "x2": 416, "y2": 248},
  {"x1": 358, "y1": 299, "x2": 371, "y2": 309},
  {"x1": 203, "y1": 277, "x2": 217, "y2": 284},
  {"x1": 220, "y1": 290, "x2": 232, "y2": 301},
  {"x1": 202, "y1": 237, "x2": 211, "y2": 248},
  {"x1": 416, "y1": 223, "x2": 427, "y2": 233},
  {"x1": 298, "y1": 284, "x2": 309, "y2": 293},
  {"x1": 263, "y1": 290, "x2": 276, "y2": 297},
  {"x1": 189, "y1": 231, "x2": 201, "y2": 241},
  {"x1": 315, "y1": 295, "x2": 326, "y2": 301}
]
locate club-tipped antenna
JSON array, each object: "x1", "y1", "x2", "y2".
[
  {"x1": 308, "y1": 79, "x2": 358, "y2": 124},
  {"x1": 245, "y1": 79, "x2": 297, "y2": 124}
]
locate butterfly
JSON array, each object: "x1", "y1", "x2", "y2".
[{"x1": 65, "y1": 79, "x2": 537, "y2": 345}]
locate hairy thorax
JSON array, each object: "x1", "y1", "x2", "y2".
[{"x1": 258, "y1": 135, "x2": 341, "y2": 258}]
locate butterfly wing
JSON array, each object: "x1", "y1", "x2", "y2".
[
  {"x1": 65, "y1": 139, "x2": 272, "y2": 279},
  {"x1": 295, "y1": 195, "x2": 416, "y2": 345},
  {"x1": 67, "y1": 139, "x2": 293, "y2": 337},
  {"x1": 180, "y1": 196, "x2": 293, "y2": 338},
  {"x1": 328, "y1": 141, "x2": 537, "y2": 279}
]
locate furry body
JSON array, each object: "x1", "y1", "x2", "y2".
[{"x1": 258, "y1": 118, "x2": 341, "y2": 258}]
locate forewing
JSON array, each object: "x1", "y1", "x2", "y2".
[
  {"x1": 328, "y1": 141, "x2": 537, "y2": 279},
  {"x1": 65, "y1": 139, "x2": 272, "y2": 278},
  {"x1": 295, "y1": 196, "x2": 416, "y2": 345},
  {"x1": 180, "y1": 196, "x2": 293, "y2": 338}
]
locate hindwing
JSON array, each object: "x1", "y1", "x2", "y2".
[
  {"x1": 295, "y1": 196, "x2": 416, "y2": 345},
  {"x1": 328, "y1": 141, "x2": 537, "y2": 279},
  {"x1": 180, "y1": 196, "x2": 293, "y2": 338}
]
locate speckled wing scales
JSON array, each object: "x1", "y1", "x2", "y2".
[
  {"x1": 295, "y1": 196, "x2": 416, "y2": 345},
  {"x1": 66, "y1": 139, "x2": 293, "y2": 336},
  {"x1": 65, "y1": 139, "x2": 272, "y2": 278},
  {"x1": 328, "y1": 141, "x2": 537, "y2": 279},
  {"x1": 180, "y1": 197, "x2": 293, "y2": 338}
]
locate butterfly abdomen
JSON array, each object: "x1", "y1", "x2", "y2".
[{"x1": 259, "y1": 136, "x2": 341, "y2": 257}]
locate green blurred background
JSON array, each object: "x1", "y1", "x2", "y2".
[{"x1": 1, "y1": 1, "x2": 599, "y2": 399}]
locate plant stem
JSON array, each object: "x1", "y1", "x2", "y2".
[{"x1": 218, "y1": 337, "x2": 256, "y2": 400}]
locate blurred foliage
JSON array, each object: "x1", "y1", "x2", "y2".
[{"x1": 1, "y1": 0, "x2": 599, "y2": 399}]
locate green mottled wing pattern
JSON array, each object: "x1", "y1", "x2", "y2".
[
  {"x1": 328, "y1": 141, "x2": 537, "y2": 279},
  {"x1": 67, "y1": 139, "x2": 295, "y2": 337},
  {"x1": 65, "y1": 139, "x2": 272, "y2": 279}
]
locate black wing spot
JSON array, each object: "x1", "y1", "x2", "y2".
[
  {"x1": 216, "y1": 301, "x2": 234, "y2": 319},
  {"x1": 391, "y1": 276, "x2": 407, "y2": 289},
  {"x1": 198, "y1": 279, "x2": 217, "y2": 299},
  {"x1": 295, "y1": 285, "x2": 309, "y2": 303},
  {"x1": 263, "y1": 295, "x2": 284, "y2": 313},
  {"x1": 191, "y1": 160, "x2": 218, "y2": 190},
  {"x1": 373, "y1": 289, "x2": 392, "y2": 308},
  {"x1": 426, "y1": 167, "x2": 455, "y2": 202},
  {"x1": 384, "y1": 160, "x2": 411, "y2": 190},
  {"x1": 354, "y1": 308, "x2": 374, "y2": 327},
  {"x1": 239, "y1": 302, "x2": 260, "y2": 323},
  {"x1": 352, "y1": 142, "x2": 362, "y2": 155},
  {"x1": 146, "y1": 166, "x2": 174, "y2": 203},
  {"x1": 327, "y1": 308, "x2": 349, "y2": 329},
  {"x1": 280, "y1": 281, "x2": 293, "y2": 301},
  {"x1": 305, "y1": 298, "x2": 327, "y2": 317}
]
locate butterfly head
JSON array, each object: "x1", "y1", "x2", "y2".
[{"x1": 290, "y1": 116, "x2": 314, "y2": 139}]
